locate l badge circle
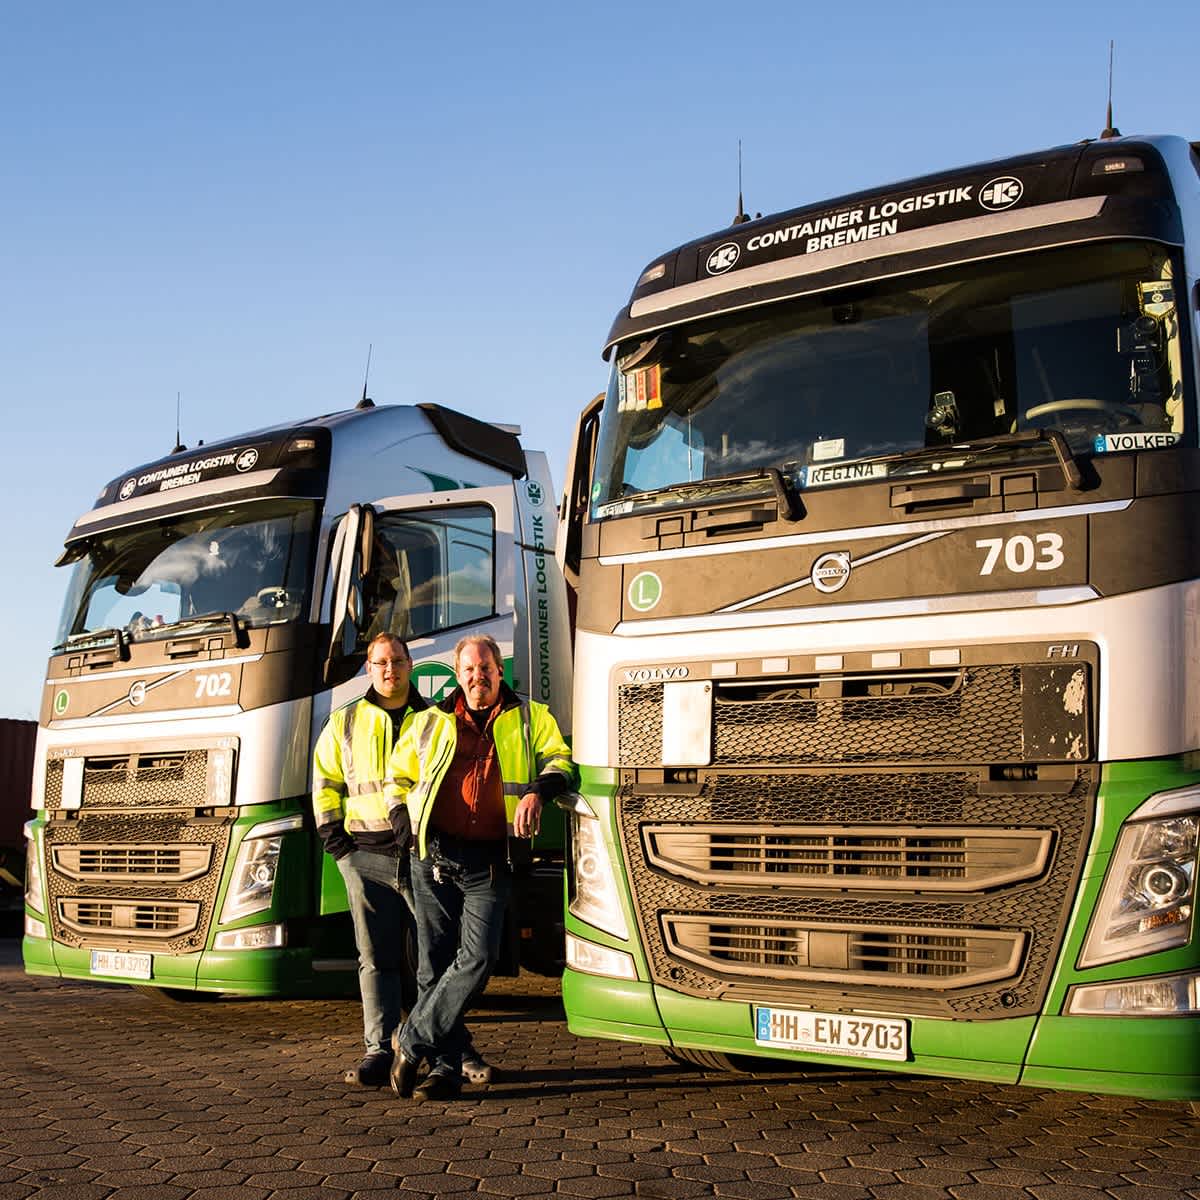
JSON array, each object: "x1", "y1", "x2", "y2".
[{"x1": 628, "y1": 571, "x2": 663, "y2": 612}]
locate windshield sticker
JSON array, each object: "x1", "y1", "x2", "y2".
[
  {"x1": 618, "y1": 364, "x2": 662, "y2": 412},
  {"x1": 801, "y1": 461, "x2": 889, "y2": 488},
  {"x1": 1139, "y1": 281, "x2": 1175, "y2": 318},
  {"x1": 594, "y1": 499, "x2": 634, "y2": 518},
  {"x1": 1094, "y1": 432, "x2": 1181, "y2": 453},
  {"x1": 811, "y1": 438, "x2": 845, "y2": 462}
]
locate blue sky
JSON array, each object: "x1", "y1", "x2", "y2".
[{"x1": 2, "y1": 0, "x2": 1197, "y2": 719}]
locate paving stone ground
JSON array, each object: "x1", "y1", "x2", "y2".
[{"x1": 1, "y1": 939, "x2": 1197, "y2": 1199}]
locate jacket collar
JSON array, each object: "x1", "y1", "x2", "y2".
[
  {"x1": 436, "y1": 681, "x2": 521, "y2": 717},
  {"x1": 365, "y1": 685, "x2": 429, "y2": 714}
]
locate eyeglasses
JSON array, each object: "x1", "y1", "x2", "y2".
[{"x1": 368, "y1": 658, "x2": 411, "y2": 670}]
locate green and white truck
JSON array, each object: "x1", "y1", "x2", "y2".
[
  {"x1": 557, "y1": 133, "x2": 1200, "y2": 1100},
  {"x1": 24, "y1": 401, "x2": 571, "y2": 998}
]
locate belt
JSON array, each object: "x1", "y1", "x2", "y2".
[{"x1": 429, "y1": 829, "x2": 505, "y2": 853}]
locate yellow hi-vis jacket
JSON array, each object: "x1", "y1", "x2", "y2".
[
  {"x1": 385, "y1": 684, "x2": 574, "y2": 859},
  {"x1": 312, "y1": 689, "x2": 427, "y2": 856}
]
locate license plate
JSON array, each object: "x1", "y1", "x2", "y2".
[
  {"x1": 90, "y1": 949, "x2": 152, "y2": 980},
  {"x1": 755, "y1": 1005, "x2": 908, "y2": 1061}
]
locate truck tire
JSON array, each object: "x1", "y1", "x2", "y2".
[
  {"x1": 132, "y1": 985, "x2": 220, "y2": 1004},
  {"x1": 399, "y1": 905, "x2": 418, "y2": 1012},
  {"x1": 663, "y1": 1047, "x2": 752, "y2": 1072}
]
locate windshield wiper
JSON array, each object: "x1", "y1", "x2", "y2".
[
  {"x1": 154, "y1": 612, "x2": 243, "y2": 637},
  {"x1": 52, "y1": 627, "x2": 126, "y2": 654},
  {"x1": 862, "y1": 428, "x2": 1083, "y2": 491},
  {"x1": 604, "y1": 468, "x2": 802, "y2": 521}
]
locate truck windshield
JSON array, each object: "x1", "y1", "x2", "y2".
[
  {"x1": 591, "y1": 240, "x2": 1187, "y2": 518},
  {"x1": 53, "y1": 499, "x2": 317, "y2": 648}
]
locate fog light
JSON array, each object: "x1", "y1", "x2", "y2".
[
  {"x1": 24, "y1": 915, "x2": 47, "y2": 940},
  {"x1": 566, "y1": 932, "x2": 637, "y2": 980},
  {"x1": 214, "y1": 923, "x2": 286, "y2": 950},
  {"x1": 1066, "y1": 970, "x2": 1200, "y2": 1015}
]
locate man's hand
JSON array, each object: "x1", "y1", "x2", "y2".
[{"x1": 512, "y1": 792, "x2": 543, "y2": 838}]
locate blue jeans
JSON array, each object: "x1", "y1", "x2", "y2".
[
  {"x1": 336, "y1": 849, "x2": 413, "y2": 1056},
  {"x1": 400, "y1": 836, "x2": 511, "y2": 1076}
]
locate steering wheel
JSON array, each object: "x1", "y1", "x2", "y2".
[
  {"x1": 256, "y1": 587, "x2": 290, "y2": 609},
  {"x1": 1024, "y1": 398, "x2": 1142, "y2": 426}
]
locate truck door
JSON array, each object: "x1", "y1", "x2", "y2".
[
  {"x1": 335, "y1": 486, "x2": 519, "y2": 705},
  {"x1": 316, "y1": 485, "x2": 518, "y2": 919}
]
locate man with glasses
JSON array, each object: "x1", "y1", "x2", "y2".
[{"x1": 312, "y1": 634, "x2": 432, "y2": 1086}]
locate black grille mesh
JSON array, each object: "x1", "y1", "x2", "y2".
[
  {"x1": 42, "y1": 750, "x2": 232, "y2": 954},
  {"x1": 618, "y1": 769, "x2": 1094, "y2": 1018},
  {"x1": 44, "y1": 750, "x2": 211, "y2": 810},
  {"x1": 618, "y1": 664, "x2": 1088, "y2": 766}
]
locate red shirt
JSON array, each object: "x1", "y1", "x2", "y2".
[{"x1": 429, "y1": 694, "x2": 506, "y2": 841}]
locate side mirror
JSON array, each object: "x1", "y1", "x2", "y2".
[{"x1": 555, "y1": 392, "x2": 604, "y2": 590}]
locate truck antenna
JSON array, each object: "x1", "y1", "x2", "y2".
[
  {"x1": 1100, "y1": 40, "x2": 1120, "y2": 139},
  {"x1": 732, "y1": 139, "x2": 751, "y2": 225},
  {"x1": 357, "y1": 344, "x2": 375, "y2": 409},
  {"x1": 172, "y1": 391, "x2": 186, "y2": 453}
]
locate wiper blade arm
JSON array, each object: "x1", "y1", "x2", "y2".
[
  {"x1": 998, "y1": 428, "x2": 1083, "y2": 490},
  {"x1": 52, "y1": 627, "x2": 126, "y2": 654},
  {"x1": 878, "y1": 429, "x2": 1082, "y2": 491},
  {"x1": 158, "y1": 612, "x2": 242, "y2": 636},
  {"x1": 610, "y1": 468, "x2": 803, "y2": 520}
]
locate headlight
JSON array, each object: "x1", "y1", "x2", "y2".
[
  {"x1": 219, "y1": 815, "x2": 302, "y2": 924},
  {"x1": 23, "y1": 821, "x2": 44, "y2": 915},
  {"x1": 1079, "y1": 802, "x2": 1198, "y2": 968},
  {"x1": 568, "y1": 808, "x2": 629, "y2": 939}
]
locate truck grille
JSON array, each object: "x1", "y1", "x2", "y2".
[
  {"x1": 57, "y1": 899, "x2": 201, "y2": 939},
  {"x1": 618, "y1": 767, "x2": 1094, "y2": 1019},
  {"x1": 618, "y1": 661, "x2": 1090, "y2": 766},
  {"x1": 44, "y1": 750, "x2": 211, "y2": 810},
  {"x1": 41, "y1": 744, "x2": 234, "y2": 954},
  {"x1": 643, "y1": 825, "x2": 1052, "y2": 891},
  {"x1": 663, "y1": 916, "x2": 1025, "y2": 989},
  {"x1": 52, "y1": 844, "x2": 212, "y2": 883}
]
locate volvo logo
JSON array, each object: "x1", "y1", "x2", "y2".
[
  {"x1": 128, "y1": 680, "x2": 147, "y2": 707},
  {"x1": 235, "y1": 448, "x2": 259, "y2": 472},
  {"x1": 706, "y1": 242, "x2": 740, "y2": 274},
  {"x1": 979, "y1": 176, "x2": 1024, "y2": 211},
  {"x1": 810, "y1": 551, "x2": 852, "y2": 593}
]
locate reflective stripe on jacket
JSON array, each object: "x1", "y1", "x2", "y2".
[
  {"x1": 385, "y1": 685, "x2": 574, "y2": 858},
  {"x1": 312, "y1": 692, "x2": 424, "y2": 840}
]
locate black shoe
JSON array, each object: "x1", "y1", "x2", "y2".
[
  {"x1": 390, "y1": 1051, "x2": 422, "y2": 1098},
  {"x1": 344, "y1": 1051, "x2": 393, "y2": 1087},
  {"x1": 414, "y1": 1070, "x2": 462, "y2": 1101}
]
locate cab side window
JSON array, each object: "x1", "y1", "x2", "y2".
[{"x1": 357, "y1": 505, "x2": 494, "y2": 649}]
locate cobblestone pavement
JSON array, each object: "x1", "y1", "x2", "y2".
[{"x1": 2, "y1": 940, "x2": 1198, "y2": 1200}]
